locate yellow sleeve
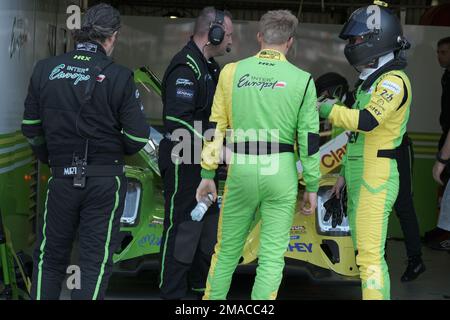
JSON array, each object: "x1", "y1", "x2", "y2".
[
  {"x1": 328, "y1": 74, "x2": 406, "y2": 132},
  {"x1": 200, "y1": 63, "x2": 236, "y2": 179}
]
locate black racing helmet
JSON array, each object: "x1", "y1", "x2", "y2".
[
  {"x1": 339, "y1": 2, "x2": 410, "y2": 67},
  {"x1": 315, "y1": 72, "x2": 349, "y2": 100}
]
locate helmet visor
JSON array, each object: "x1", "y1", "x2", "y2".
[{"x1": 339, "y1": 7, "x2": 378, "y2": 40}]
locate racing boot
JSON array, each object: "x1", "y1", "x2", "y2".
[{"x1": 401, "y1": 255, "x2": 425, "y2": 282}]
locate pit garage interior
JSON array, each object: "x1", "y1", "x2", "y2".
[{"x1": 1, "y1": 0, "x2": 450, "y2": 300}]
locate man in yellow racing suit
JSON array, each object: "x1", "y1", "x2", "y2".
[{"x1": 318, "y1": 3, "x2": 412, "y2": 300}]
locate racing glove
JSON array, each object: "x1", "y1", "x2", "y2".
[{"x1": 323, "y1": 186, "x2": 347, "y2": 228}]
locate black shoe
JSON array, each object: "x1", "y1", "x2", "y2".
[{"x1": 401, "y1": 257, "x2": 425, "y2": 282}]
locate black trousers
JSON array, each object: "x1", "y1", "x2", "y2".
[
  {"x1": 393, "y1": 136, "x2": 422, "y2": 258},
  {"x1": 158, "y1": 138, "x2": 219, "y2": 300},
  {"x1": 31, "y1": 175, "x2": 126, "y2": 300}
]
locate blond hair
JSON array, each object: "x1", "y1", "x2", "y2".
[{"x1": 259, "y1": 10, "x2": 298, "y2": 45}]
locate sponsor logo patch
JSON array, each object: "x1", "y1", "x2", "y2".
[
  {"x1": 176, "y1": 78, "x2": 194, "y2": 86},
  {"x1": 63, "y1": 167, "x2": 77, "y2": 175},
  {"x1": 76, "y1": 42, "x2": 97, "y2": 53},
  {"x1": 274, "y1": 81, "x2": 287, "y2": 88},
  {"x1": 96, "y1": 74, "x2": 106, "y2": 82},
  {"x1": 259, "y1": 50, "x2": 281, "y2": 60},
  {"x1": 380, "y1": 80, "x2": 401, "y2": 94},
  {"x1": 73, "y1": 55, "x2": 91, "y2": 61},
  {"x1": 287, "y1": 242, "x2": 313, "y2": 253},
  {"x1": 49, "y1": 64, "x2": 90, "y2": 85},
  {"x1": 176, "y1": 88, "x2": 194, "y2": 101},
  {"x1": 237, "y1": 74, "x2": 287, "y2": 91}
]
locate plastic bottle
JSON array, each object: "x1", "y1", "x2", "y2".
[{"x1": 191, "y1": 193, "x2": 214, "y2": 221}]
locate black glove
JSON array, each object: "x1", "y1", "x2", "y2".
[{"x1": 323, "y1": 186, "x2": 347, "y2": 228}]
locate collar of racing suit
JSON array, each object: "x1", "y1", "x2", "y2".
[
  {"x1": 186, "y1": 37, "x2": 219, "y2": 75},
  {"x1": 256, "y1": 49, "x2": 287, "y2": 61},
  {"x1": 359, "y1": 55, "x2": 408, "y2": 91},
  {"x1": 359, "y1": 52, "x2": 395, "y2": 81}
]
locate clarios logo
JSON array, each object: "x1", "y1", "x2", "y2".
[
  {"x1": 237, "y1": 74, "x2": 287, "y2": 91},
  {"x1": 321, "y1": 144, "x2": 347, "y2": 169}
]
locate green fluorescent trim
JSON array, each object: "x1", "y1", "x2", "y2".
[
  {"x1": 0, "y1": 132, "x2": 27, "y2": 146},
  {"x1": 0, "y1": 152, "x2": 33, "y2": 170},
  {"x1": 93, "y1": 176, "x2": 121, "y2": 300},
  {"x1": 22, "y1": 119, "x2": 42, "y2": 125},
  {"x1": 409, "y1": 132, "x2": 440, "y2": 142},
  {"x1": 187, "y1": 54, "x2": 201, "y2": 80},
  {"x1": 0, "y1": 131, "x2": 22, "y2": 139},
  {"x1": 37, "y1": 177, "x2": 52, "y2": 300},
  {"x1": 124, "y1": 131, "x2": 149, "y2": 143},
  {"x1": 165, "y1": 116, "x2": 204, "y2": 140},
  {"x1": 0, "y1": 157, "x2": 33, "y2": 175},
  {"x1": 0, "y1": 143, "x2": 29, "y2": 156},
  {"x1": 414, "y1": 146, "x2": 438, "y2": 155},
  {"x1": 160, "y1": 160, "x2": 179, "y2": 289}
]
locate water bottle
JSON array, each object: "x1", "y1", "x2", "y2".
[{"x1": 191, "y1": 193, "x2": 214, "y2": 222}]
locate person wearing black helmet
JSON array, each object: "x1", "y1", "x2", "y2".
[
  {"x1": 317, "y1": 70, "x2": 425, "y2": 282},
  {"x1": 318, "y1": 1, "x2": 412, "y2": 299},
  {"x1": 22, "y1": 3, "x2": 150, "y2": 299}
]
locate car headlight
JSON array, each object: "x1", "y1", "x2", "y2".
[
  {"x1": 316, "y1": 187, "x2": 350, "y2": 236},
  {"x1": 141, "y1": 127, "x2": 163, "y2": 176},
  {"x1": 120, "y1": 180, "x2": 142, "y2": 226}
]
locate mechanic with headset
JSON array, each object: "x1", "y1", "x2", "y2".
[
  {"x1": 22, "y1": 4, "x2": 150, "y2": 300},
  {"x1": 158, "y1": 7, "x2": 233, "y2": 300},
  {"x1": 318, "y1": 1, "x2": 412, "y2": 299}
]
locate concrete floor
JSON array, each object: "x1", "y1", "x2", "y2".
[{"x1": 59, "y1": 239, "x2": 450, "y2": 300}]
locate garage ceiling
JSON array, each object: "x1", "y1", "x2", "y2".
[{"x1": 88, "y1": 0, "x2": 449, "y2": 24}]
